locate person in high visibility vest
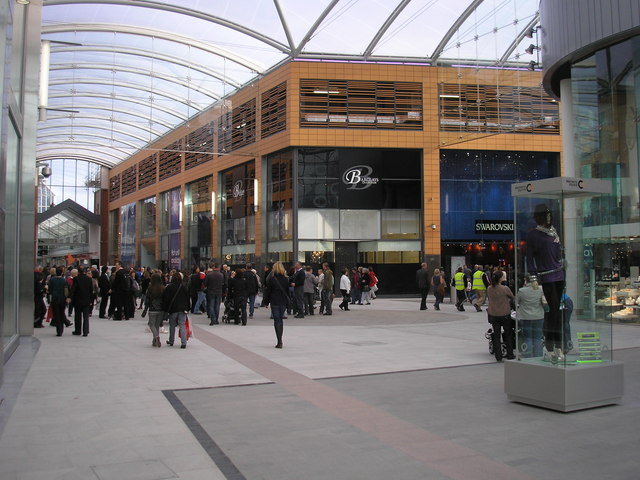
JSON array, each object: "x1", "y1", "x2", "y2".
[
  {"x1": 452, "y1": 267, "x2": 468, "y2": 311},
  {"x1": 471, "y1": 264, "x2": 489, "y2": 312}
]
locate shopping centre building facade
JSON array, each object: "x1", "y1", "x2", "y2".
[{"x1": 106, "y1": 61, "x2": 562, "y2": 293}]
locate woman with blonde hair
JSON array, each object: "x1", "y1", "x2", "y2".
[
  {"x1": 263, "y1": 261, "x2": 290, "y2": 348},
  {"x1": 430, "y1": 268, "x2": 445, "y2": 310},
  {"x1": 516, "y1": 274, "x2": 545, "y2": 358}
]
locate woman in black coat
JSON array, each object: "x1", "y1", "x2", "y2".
[
  {"x1": 228, "y1": 268, "x2": 249, "y2": 325},
  {"x1": 162, "y1": 272, "x2": 191, "y2": 348},
  {"x1": 263, "y1": 261, "x2": 290, "y2": 348}
]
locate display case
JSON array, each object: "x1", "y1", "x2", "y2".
[{"x1": 505, "y1": 177, "x2": 623, "y2": 411}]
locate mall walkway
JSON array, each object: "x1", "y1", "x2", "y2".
[{"x1": 1, "y1": 298, "x2": 639, "y2": 480}]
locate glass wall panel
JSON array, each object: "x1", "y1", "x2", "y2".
[
  {"x1": 3, "y1": 121, "x2": 20, "y2": 347},
  {"x1": 221, "y1": 162, "x2": 255, "y2": 248},
  {"x1": 339, "y1": 210, "x2": 380, "y2": 239},
  {"x1": 440, "y1": 150, "x2": 559, "y2": 242},
  {"x1": 381, "y1": 210, "x2": 420, "y2": 239},
  {"x1": 138, "y1": 196, "x2": 156, "y2": 268},
  {"x1": 39, "y1": 159, "x2": 101, "y2": 212},
  {"x1": 266, "y1": 150, "x2": 293, "y2": 259},
  {"x1": 119, "y1": 203, "x2": 136, "y2": 267},
  {"x1": 298, "y1": 209, "x2": 339, "y2": 239},
  {"x1": 158, "y1": 188, "x2": 181, "y2": 271},
  {"x1": 571, "y1": 37, "x2": 640, "y2": 327},
  {"x1": 184, "y1": 176, "x2": 212, "y2": 268}
]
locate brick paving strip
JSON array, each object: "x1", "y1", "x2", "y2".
[{"x1": 192, "y1": 325, "x2": 536, "y2": 480}]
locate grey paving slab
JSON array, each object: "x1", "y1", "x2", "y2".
[
  {"x1": 1, "y1": 298, "x2": 639, "y2": 480},
  {"x1": 174, "y1": 384, "x2": 451, "y2": 480},
  {"x1": 91, "y1": 459, "x2": 177, "y2": 480}
]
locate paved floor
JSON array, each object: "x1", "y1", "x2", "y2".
[{"x1": 1, "y1": 297, "x2": 639, "y2": 480}]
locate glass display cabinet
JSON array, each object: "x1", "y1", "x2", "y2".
[{"x1": 506, "y1": 177, "x2": 623, "y2": 411}]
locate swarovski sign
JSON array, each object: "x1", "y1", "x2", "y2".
[
  {"x1": 475, "y1": 220, "x2": 514, "y2": 233},
  {"x1": 342, "y1": 165, "x2": 379, "y2": 190}
]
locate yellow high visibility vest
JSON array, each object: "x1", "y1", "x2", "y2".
[
  {"x1": 454, "y1": 272, "x2": 465, "y2": 291},
  {"x1": 472, "y1": 270, "x2": 486, "y2": 290}
]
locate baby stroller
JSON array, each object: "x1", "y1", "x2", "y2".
[
  {"x1": 222, "y1": 298, "x2": 236, "y2": 324},
  {"x1": 485, "y1": 311, "x2": 519, "y2": 357}
]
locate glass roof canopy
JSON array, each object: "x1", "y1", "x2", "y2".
[{"x1": 39, "y1": 0, "x2": 541, "y2": 168}]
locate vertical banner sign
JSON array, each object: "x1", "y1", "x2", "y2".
[
  {"x1": 169, "y1": 232, "x2": 181, "y2": 270},
  {"x1": 577, "y1": 332, "x2": 602, "y2": 363}
]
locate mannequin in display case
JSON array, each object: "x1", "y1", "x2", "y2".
[{"x1": 526, "y1": 203, "x2": 565, "y2": 362}]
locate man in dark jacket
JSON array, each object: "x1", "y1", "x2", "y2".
[
  {"x1": 69, "y1": 266, "x2": 94, "y2": 336},
  {"x1": 228, "y1": 269, "x2": 249, "y2": 325},
  {"x1": 98, "y1": 266, "x2": 111, "y2": 318},
  {"x1": 416, "y1": 263, "x2": 430, "y2": 310},
  {"x1": 290, "y1": 262, "x2": 306, "y2": 318},
  {"x1": 204, "y1": 263, "x2": 224, "y2": 325},
  {"x1": 244, "y1": 267, "x2": 259, "y2": 318}
]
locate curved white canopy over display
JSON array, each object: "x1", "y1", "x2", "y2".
[{"x1": 39, "y1": 0, "x2": 541, "y2": 168}]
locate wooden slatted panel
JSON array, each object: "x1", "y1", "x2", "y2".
[
  {"x1": 217, "y1": 110, "x2": 232, "y2": 155},
  {"x1": 438, "y1": 83, "x2": 559, "y2": 134},
  {"x1": 300, "y1": 79, "x2": 422, "y2": 129},
  {"x1": 138, "y1": 155, "x2": 157, "y2": 189},
  {"x1": 158, "y1": 140, "x2": 182, "y2": 182},
  {"x1": 109, "y1": 173, "x2": 121, "y2": 202},
  {"x1": 261, "y1": 81, "x2": 287, "y2": 138},
  {"x1": 121, "y1": 165, "x2": 138, "y2": 196},
  {"x1": 185, "y1": 122, "x2": 214, "y2": 170},
  {"x1": 231, "y1": 98, "x2": 256, "y2": 150}
]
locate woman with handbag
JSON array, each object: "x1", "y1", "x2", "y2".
[
  {"x1": 263, "y1": 261, "x2": 289, "y2": 349},
  {"x1": 144, "y1": 273, "x2": 165, "y2": 348},
  {"x1": 487, "y1": 270, "x2": 516, "y2": 362},
  {"x1": 431, "y1": 268, "x2": 445, "y2": 311},
  {"x1": 162, "y1": 272, "x2": 191, "y2": 348}
]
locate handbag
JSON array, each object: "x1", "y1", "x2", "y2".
[
  {"x1": 179, "y1": 316, "x2": 193, "y2": 339},
  {"x1": 141, "y1": 306, "x2": 148, "y2": 317}
]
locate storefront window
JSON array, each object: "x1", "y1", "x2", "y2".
[
  {"x1": 571, "y1": 37, "x2": 640, "y2": 323},
  {"x1": 184, "y1": 176, "x2": 212, "y2": 268},
  {"x1": 266, "y1": 150, "x2": 293, "y2": 259},
  {"x1": 119, "y1": 203, "x2": 136, "y2": 267},
  {"x1": 138, "y1": 196, "x2": 156, "y2": 267},
  {"x1": 221, "y1": 162, "x2": 255, "y2": 264},
  {"x1": 158, "y1": 188, "x2": 182, "y2": 271}
]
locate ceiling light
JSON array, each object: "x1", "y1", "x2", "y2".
[
  {"x1": 527, "y1": 61, "x2": 537, "y2": 71},
  {"x1": 16, "y1": 0, "x2": 30, "y2": 4},
  {"x1": 525, "y1": 44, "x2": 537, "y2": 55}
]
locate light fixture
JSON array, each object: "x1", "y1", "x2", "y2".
[
  {"x1": 313, "y1": 90, "x2": 340, "y2": 94},
  {"x1": 38, "y1": 40, "x2": 51, "y2": 121},
  {"x1": 524, "y1": 27, "x2": 536, "y2": 38},
  {"x1": 178, "y1": 200, "x2": 183, "y2": 224},
  {"x1": 210, "y1": 191, "x2": 216, "y2": 220},
  {"x1": 253, "y1": 178, "x2": 259, "y2": 212},
  {"x1": 527, "y1": 60, "x2": 537, "y2": 71},
  {"x1": 430, "y1": 224, "x2": 437, "y2": 230},
  {"x1": 525, "y1": 44, "x2": 537, "y2": 55},
  {"x1": 16, "y1": 0, "x2": 30, "y2": 4},
  {"x1": 439, "y1": 94, "x2": 460, "y2": 99}
]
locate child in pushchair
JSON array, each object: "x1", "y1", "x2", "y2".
[{"x1": 221, "y1": 298, "x2": 236, "y2": 324}]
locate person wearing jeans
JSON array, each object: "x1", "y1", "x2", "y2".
[
  {"x1": 516, "y1": 275, "x2": 545, "y2": 358},
  {"x1": 162, "y1": 272, "x2": 190, "y2": 348}
]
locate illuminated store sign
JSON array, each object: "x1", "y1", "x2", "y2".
[
  {"x1": 232, "y1": 180, "x2": 245, "y2": 199},
  {"x1": 475, "y1": 220, "x2": 514, "y2": 233},
  {"x1": 342, "y1": 165, "x2": 379, "y2": 190}
]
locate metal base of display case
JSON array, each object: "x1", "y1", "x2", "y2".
[{"x1": 504, "y1": 360, "x2": 623, "y2": 412}]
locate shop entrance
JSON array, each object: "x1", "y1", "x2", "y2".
[{"x1": 335, "y1": 242, "x2": 358, "y2": 288}]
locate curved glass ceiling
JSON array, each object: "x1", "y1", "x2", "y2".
[{"x1": 39, "y1": 0, "x2": 541, "y2": 168}]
